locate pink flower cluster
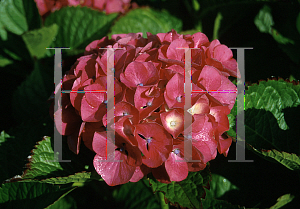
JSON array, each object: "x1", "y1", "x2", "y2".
[
  {"x1": 35, "y1": 0, "x2": 131, "y2": 17},
  {"x1": 55, "y1": 30, "x2": 238, "y2": 186}
]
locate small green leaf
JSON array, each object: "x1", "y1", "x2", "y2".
[
  {"x1": 297, "y1": 12, "x2": 300, "y2": 35},
  {"x1": 149, "y1": 166, "x2": 210, "y2": 209},
  {"x1": 0, "y1": 20, "x2": 7, "y2": 40},
  {"x1": 0, "y1": 182, "x2": 75, "y2": 208},
  {"x1": 254, "y1": 5, "x2": 274, "y2": 33},
  {"x1": 205, "y1": 174, "x2": 239, "y2": 199},
  {"x1": 0, "y1": 131, "x2": 12, "y2": 144},
  {"x1": 22, "y1": 24, "x2": 59, "y2": 59},
  {"x1": 192, "y1": 0, "x2": 200, "y2": 11},
  {"x1": 255, "y1": 5, "x2": 295, "y2": 45},
  {"x1": 110, "y1": 8, "x2": 182, "y2": 37},
  {"x1": 270, "y1": 28, "x2": 294, "y2": 45},
  {"x1": 213, "y1": 12, "x2": 223, "y2": 40},
  {"x1": 44, "y1": 7, "x2": 117, "y2": 54},
  {"x1": 270, "y1": 194, "x2": 295, "y2": 209},
  {"x1": 0, "y1": 55, "x2": 13, "y2": 67},
  {"x1": 0, "y1": 0, "x2": 41, "y2": 35}
]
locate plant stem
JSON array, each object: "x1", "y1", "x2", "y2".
[{"x1": 158, "y1": 192, "x2": 169, "y2": 209}]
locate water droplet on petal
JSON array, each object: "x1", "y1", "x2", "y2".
[
  {"x1": 147, "y1": 101, "x2": 152, "y2": 106},
  {"x1": 176, "y1": 96, "x2": 182, "y2": 102},
  {"x1": 146, "y1": 137, "x2": 152, "y2": 144},
  {"x1": 174, "y1": 148, "x2": 180, "y2": 155}
]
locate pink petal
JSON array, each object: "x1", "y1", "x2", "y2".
[
  {"x1": 93, "y1": 154, "x2": 136, "y2": 186},
  {"x1": 166, "y1": 39, "x2": 189, "y2": 61}
]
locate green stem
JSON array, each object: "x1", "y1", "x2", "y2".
[{"x1": 158, "y1": 192, "x2": 169, "y2": 209}]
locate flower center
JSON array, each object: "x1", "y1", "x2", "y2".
[{"x1": 170, "y1": 121, "x2": 176, "y2": 127}]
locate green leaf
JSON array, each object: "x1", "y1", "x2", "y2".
[
  {"x1": 110, "y1": 8, "x2": 182, "y2": 37},
  {"x1": 0, "y1": 131, "x2": 12, "y2": 144},
  {"x1": 205, "y1": 174, "x2": 239, "y2": 199},
  {"x1": 21, "y1": 136, "x2": 64, "y2": 179},
  {"x1": 44, "y1": 6, "x2": 117, "y2": 54},
  {"x1": 22, "y1": 24, "x2": 59, "y2": 59},
  {"x1": 113, "y1": 180, "x2": 160, "y2": 209},
  {"x1": 297, "y1": 12, "x2": 300, "y2": 35},
  {"x1": 149, "y1": 166, "x2": 211, "y2": 209},
  {"x1": 21, "y1": 136, "x2": 95, "y2": 181},
  {"x1": 0, "y1": 0, "x2": 41, "y2": 35},
  {"x1": 241, "y1": 79, "x2": 300, "y2": 170},
  {"x1": 202, "y1": 199, "x2": 242, "y2": 209},
  {"x1": 0, "y1": 55, "x2": 13, "y2": 67},
  {"x1": 213, "y1": 12, "x2": 223, "y2": 40},
  {"x1": 270, "y1": 194, "x2": 295, "y2": 209},
  {"x1": 255, "y1": 5, "x2": 295, "y2": 45},
  {"x1": 254, "y1": 5, "x2": 274, "y2": 33},
  {"x1": 0, "y1": 182, "x2": 76, "y2": 208},
  {"x1": 245, "y1": 79, "x2": 300, "y2": 130},
  {"x1": 251, "y1": 148, "x2": 300, "y2": 171},
  {"x1": 0, "y1": 20, "x2": 7, "y2": 40},
  {"x1": 270, "y1": 28, "x2": 294, "y2": 45},
  {"x1": 21, "y1": 171, "x2": 99, "y2": 185}
]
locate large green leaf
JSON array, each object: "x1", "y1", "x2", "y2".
[
  {"x1": 0, "y1": 182, "x2": 75, "y2": 208},
  {"x1": 44, "y1": 6, "x2": 117, "y2": 55},
  {"x1": 0, "y1": 0, "x2": 41, "y2": 35},
  {"x1": 22, "y1": 24, "x2": 59, "y2": 59},
  {"x1": 22, "y1": 171, "x2": 102, "y2": 185},
  {"x1": 22, "y1": 136, "x2": 64, "y2": 179},
  {"x1": 245, "y1": 79, "x2": 300, "y2": 130},
  {"x1": 149, "y1": 166, "x2": 210, "y2": 209},
  {"x1": 110, "y1": 8, "x2": 182, "y2": 37},
  {"x1": 113, "y1": 180, "x2": 160, "y2": 209},
  {"x1": 21, "y1": 136, "x2": 93, "y2": 180},
  {"x1": 240, "y1": 79, "x2": 300, "y2": 170}
]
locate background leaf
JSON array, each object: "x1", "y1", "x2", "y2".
[
  {"x1": 0, "y1": 182, "x2": 75, "y2": 208},
  {"x1": 44, "y1": 6, "x2": 118, "y2": 55},
  {"x1": 22, "y1": 24, "x2": 59, "y2": 59},
  {"x1": 0, "y1": 0, "x2": 41, "y2": 35},
  {"x1": 270, "y1": 194, "x2": 295, "y2": 209},
  {"x1": 205, "y1": 174, "x2": 239, "y2": 199},
  {"x1": 110, "y1": 8, "x2": 182, "y2": 37},
  {"x1": 113, "y1": 180, "x2": 160, "y2": 209}
]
